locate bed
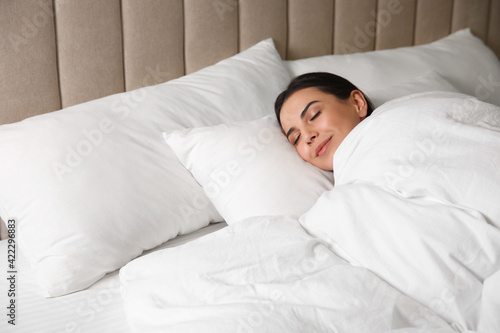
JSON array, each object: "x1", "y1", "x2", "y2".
[{"x1": 1, "y1": 0, "x2": 500, "y2": 332}]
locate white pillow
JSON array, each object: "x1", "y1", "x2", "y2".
[
  {"x1": 367, "y1": 71, "x2": 461, "y2": 108},
  {"x1": 285, "y1": 29, "x2": 500, "y2": 107},
  {"x1": 164, "y1": 115, "x2": 334, "y2": 225},
  {"x1": 0, "y1": 38, "x2": 290, "y2": 297}
]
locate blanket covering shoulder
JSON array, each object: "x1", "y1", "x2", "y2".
[
  {"x1": 333, "y1": 91, "x2": 500, "y2": 226},
  {"x1": 301, "y1": 92, "x2": 500, "y2": 332}
]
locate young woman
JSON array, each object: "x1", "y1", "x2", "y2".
[{"x1": 275, "y1": 72, "x2": 375, "y2": 171}]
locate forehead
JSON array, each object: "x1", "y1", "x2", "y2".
[
  {"x1": 280, "y1": 87, "x2": 325, "y2": 123},
  {"x1": 283, "y1": 87, "x2": 324, "y2": 109}
]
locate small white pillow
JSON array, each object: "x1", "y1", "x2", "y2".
[
  {"x1": 285, "y1": 29, "x2": 500, "y2": 107},
  {"x1": 0, "y1": 38, "x2": 290, "y2": 297},
  {"x1": 164, "y1": 115, "x2": 334, "y2": 224},
  {"x1": 367, "y1": 71, "x2": 461, "y2": 108}
]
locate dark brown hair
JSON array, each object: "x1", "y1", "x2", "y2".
[{"x1": 275, "y1": 72, "x2": 375, "y2": 128}]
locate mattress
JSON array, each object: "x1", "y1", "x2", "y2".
[{"x1": 0, "y1": 222, "x2": 227, "y2": 333}]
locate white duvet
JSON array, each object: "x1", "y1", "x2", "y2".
[
  {"x1": 121, "y1": 216, "x2": 454, "y2": 332},
  {"x1": 120, "y1": 92, "x2": 500, "y2": 332}
]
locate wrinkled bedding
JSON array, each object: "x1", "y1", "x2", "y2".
[
  {"x1": 120, "y1": 216, "x2": 454, "y2": 332},
  {"x1": 120, "y1": 92, "x2": 500, "y2": 332}
]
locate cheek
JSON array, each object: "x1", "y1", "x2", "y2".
[{"x1": 296, "y1": 145, "x2": 311, "y2": 162}]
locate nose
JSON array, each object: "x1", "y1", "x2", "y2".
[{"x1": 304, "y1": 130, "x2": 318, "y2": 145}]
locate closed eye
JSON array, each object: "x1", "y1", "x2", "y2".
[
  {"x1": 310, "y1": 111, "x2": 320, "y2": 121},
  {"x1": 293, "y1": 134, "x2": 300, "y2": 146}
]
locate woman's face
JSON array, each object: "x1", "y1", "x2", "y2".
[{"x1": 279, "y1": 87, "x2": 368, "y2": 171}]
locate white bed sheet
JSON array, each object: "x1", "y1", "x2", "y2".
[{"x1": 0, "y1": 222, "x2": 227, "y2": 333}]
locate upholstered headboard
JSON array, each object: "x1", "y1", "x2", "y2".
[
  {"x1": 1, "y1": 0, "x2": 499, "y2": 125},
  {"x1": 0, "y1": 0, "x2": 499, "y2": 239}
]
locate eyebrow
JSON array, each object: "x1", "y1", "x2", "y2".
[{"x1": 285, "y1": 100, "x2": 319, "y2": 140}]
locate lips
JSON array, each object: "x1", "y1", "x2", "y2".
[{"x1": 315, "y1": 137, "x2": 332, "y2": 157}]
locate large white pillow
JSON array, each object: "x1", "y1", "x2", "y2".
[
  {"x1": 0, "y1": 38, "x2": 290, "y2": 297},
  {"x1": 285, "y1": 29, "x2": 500, "y2": 107},
  {"x1": 366, "y1": 71, "x2": 461, "y2": 108},
  {"x1": 164, "y1": 115, "x2": 334, "y2": 224}
]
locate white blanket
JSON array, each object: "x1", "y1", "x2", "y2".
[
  {"x1": 120, "y1": 92, "x2": 500, "y2": 332},
  {"x1": 301, "y1": 92, "x2": 500, "y2": 332},
  {"x1": 120, "y1": 216, "x2": 454, "y2": 332}
]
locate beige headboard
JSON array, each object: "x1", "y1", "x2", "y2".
[
  {"x1": 0, "y1": 0, "x2": 499, "y2": 239},
  {"x1": 1, "y1": 0, "x2": 499, "y2": 125}
]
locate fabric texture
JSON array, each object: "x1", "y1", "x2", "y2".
[
  {"x1": 120, "y1": 216, "x2": 455, "y2": 333},
  {"x1": 367, "y1": 70, "x2": 461, "y2": 108}
]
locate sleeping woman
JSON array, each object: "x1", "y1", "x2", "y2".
[
  {"x1": 275, "y1": 71, "x2": 500, "y2": 228},
  {"x1": 276, "y1": 73, "x2": 500, "y2": 330},
  {"x1": 274, "y1": 72, "x2": 375, "y2": 171}
]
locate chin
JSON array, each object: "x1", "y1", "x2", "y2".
[
  {"x1": 307, "y1": 156, "x2": 332, "y2": 172},
  {"x1": 319, "y1": 157, "x2": 334, "y2": 172},
  {"x1": 315, "y1": 163, "x2": 333, "y2": 172}
]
